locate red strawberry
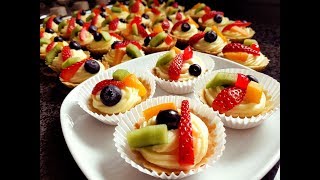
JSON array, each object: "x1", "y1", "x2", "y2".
[
  {"x1": 60, "y1": 60, "x2": 86, "y2": 81},
  {"x1": 164, "y1": 35, "x2": 173, "y2": 45},
  {"x1": 46, "y1": 16, "x2": 55, "y2": 29},
  {"x1": 222, "y1": 43, "x2": 260, "y2": 56},
  {"x1": 183, "y1": 46, "x2": 193, "y2": 60},
  {"x1": 92, "y1": 8, "x2": 101, "y2": 15},
  {"x1": 212, "y1": 87, "x2": 246, "y2": 113},
  {"x1": 130, "y1": 1, "x2": 140, "y2": 13},
  {"x1": 91, "y1": 14, "x2": 99, "y2": 26},
  {"x1": 109, "y1": 18, "x2": 119, "y2": 31},
  {"x1": 114, "y1": 40, "x2": 130, "y2": 49},
  {"x1": 201, "y1": 11, "x2": 224, "y2": 23},
  {"x1": 79, "y1": 28, "x2": 88, "y2": 41},
  {"x1": 109, "y1": 32, "x2": 123, "y2": 40},
  {"x1": 130, "y1": 41, "x2": 142, "y2": 49},
  {"x1": 250, "y1": 44, "x2": 260, "y2": 52},
  {"x1": 172, "y1": 2, "x2": 178, "y2": 8},
  {"x1": 222, "y1": 21, "x2": 251, "y2": 32},
  {"x1": 178, "y1": 100, "x2": 194, "y2": 165},
  {"x1": 176, "y1": 12, "x2": 182, "y2": 21},
  {"x1": 168, "y1": 54, "x2": 183, "y2": 80},
  {"x1": 46, "y1": 42, "x2": 56, "y2": 52},
  {"x1": 130, "y1": 16, "x2": 142, "y2": 27},
  {"x1": 189, "y1": 32, "x2": 205, "y2": 46},
  {"x1": 162, "y1": 19, "x2": 170, "y2": 31},
  {"x1": 137, "y1": 24, "x2": 148, "y2": 38},
  {"x1": 40, "y1": 31, "x2": 44, "y2": 38},
  {"x1": 67, "y1": 18, "x2": 76, "y2": 35},
  {"x1": 235, "y1": 73, "x2": 250, "y2": 90},
  {"x1": 61, "y1": 46, "x2": 72, "y2": 61},
  {"x1": 149, "y1": 32, "x2": 158, "y2": 37},
  {"x1": 171, "y1": 19, "x2": 189, "y2": 32},
  {"x1": 151, "y1": 8, "x2": 160, "y2": 15},
  {"x1": 92, "y1": 80, "x2": 125, "y2": 95},
  {"x1": 76, "y1": 9, "x2": 82, "y2": 19},
  {"x1": 154, "y1": 0, "x2": 159, "y2": 6},
  {"x1": 203, "y1": 6, "x2": 211, "y2": 13}
]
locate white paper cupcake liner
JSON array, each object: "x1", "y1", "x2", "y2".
[
  {"x1": 77, "y1": 69, "x2": 156, "y2": 125},
  {"x1": 148, "y1": 51, "x2": 215, "y2": 94},
  {"x1": 114, "y1": 96, "x2": 226, "y2": 179},
  {"x1": 193, "y1": 68, "x2": 280, "y2": 129}
]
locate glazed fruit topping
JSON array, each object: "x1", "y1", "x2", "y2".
[
  {"x1": 222, "y1": 43, "x2": 260, "y2": 56},
  {"x1": 46, "y1": 42, "x2": 56, "y2": 53},
  {"x1": 66, "y1": 18, "x2": 76, "y2": 35},
  {"x1": 92, "y1": 79, "x2": 125, "y2": 95},
  {"x1": 212, "y1": 87, "x2": 246, "y2": 113},
  {"x1": 69, "y1": 40, "x2": 81, "y2": 50},
  {"x1": 250, "y1": 44, "x2": 260, "y2": 52},
  {"x1": 214, "y1": 14, "x2": 223, "y2": 23},
  {"x1": 154, "y1": 0, "x2": 160, "y2": 6},
  {"x1": 76, "y1": 18, "x2": 84, "y2": 26},
  {"x1": 143, "y1": 102, "x2": 177, "y2": 120},
  {"x1": 176, "y1": 12, "x2": 182, "y2": 21},
  {"x1": 246, "y1": 75, "x2": 259, "y2": 83},
  {"x1": 60, "y1": 60, "x2": 86, "y2": 81},
  {"x1": 54, "y1": 36, "x2": 64, "y2": 42},
  {"x1": 156, "y1": 109, "x2": 181, "y2": 130},
  {"x1": 46, "y1": 16, "x2": 55, "y2": 29},
  {"x1": 88, "y1": 25, "x2": 98, "y2": 33},
  {"x1": 53, "y1": 16, "x2": 62, "y2": 24},
  {"x1": 168, "y1": 53, "x2": 183, "y2": 80},
  {"x1": 113, "y1": 40, "x2": 142, "y2": 49},
  {"x1": 122, "y1": 74, "x2": 147, "y2": 96},
  {"x1": 130, "y1": 1, "x2": 140, "y2": 13},
  {"x1": 201, "y1": 11, "x2": 224, "y2": 23},
  {"x1": 45, "y1": 28, "x2": 54, "y2": 33},
  {"x1": 206, "y1": 72, "x2": 237, "y2": 88},
  {"x1": 172, "y1": 2, "x2": 179, "y2": 8},
  {"x1": 171, "y1": 19, "x2": 188, "y2": 32},
  {"x1": 203, "y1": 6, "x2": 211, "y2": 13},
  {"x1": 181, "y1": 23, "x2": 191, "y2": 32},
  {"x1": 164, "y1": 35, "x2": 173, "y2": 45},
  {"x1": 189, "y1": 64, "x2": 202, "y2": 76},
  {"x1": 93, "y1": 32, "x2": 103, "y2": 41},
  {"x1": 91, "y1": 14, "x2": 99, "y2": 26},
  {"x1": 178, "y1": 100, "x2": 194, "y2": 165},
  {"x1": 84, "y1": 59, "x2": 100, "y2": 74},
  {"x1": 235, "y1": 73, "x2": 250, "y2": 90},
  {"x1": 244, "y1": 81, "x2": 263, "y2": 104},
  {"x1": 137, "y1": 23, "x2": 148, "y2": 37},
  {"x1": 79, "y1": 28, "x2": 89, "y2": 41},
  {"x1": 109, "y1": 18, "x2": 119, "y2": 31},
  {"x1": 151, "y1": 8, "x2": 161, "y2": 15},
  {"x1": 162, "y1": 19, "x2": 170, "y2": 31},
  {"x1": 183, "y1": 46, "x2": 193, "y2": 60},
  {"x1": 222, "y1": 20, "x2": 251, "y2": 32},
  {"x1": 129, "y1": 16, "x2": 142, "y2": 27},
  {"x1": 189, "y1": 32, "x2": 206, "y2": 46},
  {"x1": 111, "y1": 41, "x2": 120, "y2": 49},
  {"x1": 100, "y1": 85, "x2": 122, "y2": 106},
  {"x1": 112, "y1": 69, "x2": 131, "y2": 81},
  {"x1": 80, "y1": 9, "x2": 86, "y2": 15},
  {"x1": 109, "y1": 32, "x2": 123, "y2": 40},
  {"x1": 204, "y1": 31, "x2": 217, "y2": 43},
  {"x1": 61, "y1": 46, "x2": 72, "y2": 61}
]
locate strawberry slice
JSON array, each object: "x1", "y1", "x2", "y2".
[
  {"x1": 183, "y1": 46, "x2": 193, "y2": 60},
  {"x1": 109, "y1": 18, "x2": 119, "y2": 31},
  {"x1": 250, "y1": 44, "x2": 260, "y2": 52},
  {"x1": 66, "y1": 18, "x2": 76, "y2": 35},
  {"x1": 76, "y1": 9, "x2": 82, "y2": 19},
  {"x1": 46, "y1": 42, "x2": 56, "y2": 52},
  {"x1": 151, "y1": 8, "x2": 161, "y2": 15},
  {"x1": 171, "y1": 19, "x2": 189, "y2": 32},
  {"x1": 178, "y1": 100, "x2": 194, "y2": 165},
  {"x1": 61, "y1": 46, "x2": 72, "y2": 61},
  {"x1": 201, "y1": 11, "x2": 224, "y2": 23},
  {"x1": 137, "y1": 24, "x2": 148, "y2": 38},
  {"x1": 162, "y1": 19, "x2": 170, "y2": 31},
  {"x1": 203, "y1": 6, "x2": 211, "y2": 13},
  {"x1": 189, "y1": 32, "x2": 205, "y2": 46},
  {"x1": 222, "y1": 43, "x2": 260, "y2": 56},
  {"x1": 212, "y1": 87, "x2": 246, "y2": 113},
  {"x1": 79, "y1": 28, "x2": 88, "y2": 41},
  {"x1": 91, "y1": 14, "x2": 99, "y2": 26},
  {"x1": 130, "y1": 41, "x2": 142, "y2": 49},
  {"x1": 60, "y1": 60, "x2": 86, "y2": 81},
  {"x1": 91, "y1": 80, "x2": 125, "y2": 95},
  {"x1": 149, "y1": 32, "x2": 158, "y2": 37},
  {"x1": 130, "y1": 1, "x2": 140, "y2": 13},
  {"x1": 164, "y1": 35, "x2": 173, "y2": 45},
  {"x1": 222, "y1": 21, "x2": 251, "y2": 32},
  {"x1": 235, "y1": 73, "x2": 250, "y2": 90},
  {"x1": 92, "y1": 8, "x2": 101, "y2": 15},
  {"x1": 109, "y1": 32, "x2": 123, "y2": 40},
  {"x1": 46, "y1": 16, "x2": 55, "y2": 29},
  {"x1": 114, "y1": 40, "x2": 142, "y2": 49},
  {"x1": 176, "y1": 12, "x2": 182, "y2": 21},
  {"x1": 168, "y1": 54, "x2": 183, "y2": 80},
  {"x1": 40, "y1": 31, "x2": 44, "y2": 38},
  {"x1": 154, "y1": 0, "x2": 159, "y2": 6},
  {"x1": 172, "y1": 2, "x2": 178, "y2": 8}
]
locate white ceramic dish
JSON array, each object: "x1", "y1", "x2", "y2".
[{"x1": 60, "y1": 52, "x2": 280, "y2": 180}]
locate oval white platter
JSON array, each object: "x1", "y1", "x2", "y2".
[{"x1": 60, "y1": 51, "x2": 280, "y2": 180}]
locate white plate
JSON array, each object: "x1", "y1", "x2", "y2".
[{"x1": 60, "y1": 52, "x2": 280, "y2": 180}]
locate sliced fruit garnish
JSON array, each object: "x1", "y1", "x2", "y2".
[
  {"x1": 130, "y1": 1, "x2": 140, "y2": 13},
  {"x1": 223, "y1": 52, "x2": 249, "y2": 62},
  {"x1": 172, "y1": 2, "x2": 178, "y2": 8},
  {"x1": 212, "y1": 86, "x2": 246, "y2": 113},
  {"x1": 189, "y1": 32, "x2": 206, "y2": 46},
  {"x1": 126, "y1": 44, "x2": 143, "y2": 58},
  {"x1": 203, "y1": 6, "x2": 211, "y2": 13},
  {"x1": 235, "y1": 73, "x2": 250, "y2": 90},
  {"x1": 153, "y1": 24, "x2": 164, "y2": 34},
  {"x1": 114, "y1": 40, "x2": 141, "y2": 49},
  {"x1": 168, "y1": 53, "x2": 183, "y2": 80},
  {"x1": 60, "y1": 60, "x2": 86, "y2": 81},
  {"x1": 194, "y1": 3, "x2": 205, "y2": 14},
  {"x1": 149, "y1": 31, "x2": 167, "y2": 47},
  {"x1": 182, "y1": 46, "x2": 193, "y2": 60},
  {"x1": 230, "y1": 26, "x2": 249, "y2": 36},
  {"x1": 91, "y1": 14, "x2": 99, "y2": 26},
  {"x1": 109, "y1": 32, "x2": 123, "y2": 40},
  {"x1": 101, "y1": 31, "x2": 111, "y2": 41},
  {"x1": 122, "y1": 74, "x2": 147, "y2": 96},
  {"x1": 132, "y1": 23, "x2": 139, "y2": 35},
  {"x1": 109, "y1": 18, "x2": 119, "y2": 31},
  {"x1": 176, "y1": 12, "x2": 182, "y2": 21},
  {"x1": 79, "y1": 28, "x2": 88, "y2": 41},
  {"x1": 244, "y1": 81, "x2": 263, "y2": 103},
  {"x1": 153, "y1": 0, "x2": 160, "y2": 6},
  {"x1": 137, "y1": 23, "x2": 148, "y2": 38},
  {"x1": 250, "y1": 44, "x2": 260, "y2": 52},
  {"x1": 143, "y1": 102, "x2": 177, "y2": 120},
  {"x1": 113, "y1": 49, "x2": 126, "y2": 66},
  {"x1": 92, "y1": 79, "x2": 125, "y2": 95},
  {"x1": 46, "y1": 42, "x2": 56, "y2": 53},
  {"x1": 201, "y1": 11, "x2": 224, "y2": 23},
  {"x1": 171, "y1": 46, "x2": 181, "y2": 54},
  {"x1": 66, "y1": 18, "x2": 76, "y2": 35},
  {"x1": 187, "y1": 17, "x2": 199, "y2": 28},
  {"x1": 162, "y1": 19, "x2": 170, "y2": 31},
  {"x1": 206, "y1": 72, "x2": 237, "y2": 89},
  {"x1": 151, "y1": 8, "x2": 161, "y2": 15},
  {"x1": 178, "y1": 100, "x2": 194, "y2": 165},
  {"x1": 211, "y1": 26, "x2": 228, "y2": 42},
  {"x1": 112, "y1": 69, "x2": 131, "y2": 81},
  {"x1": 61, "y1": 57, "x2": 81, "y2": 69},
  {"x1": 243, "y1": 39, "x2": 258, "y2": 47},
  {"x1": 61, "y1": 46, "x2": 72, "y2": 61},
  {"x1": 171, "y1": 19, "x2": 189, "y2": 32},
  {"x1": 46, "y1": 16, "x2": 55, "y2": 29},
  {"x1": 129, "y1": 16, "x2": 142, "y2": 28},
  {"x1": 222, "y1": 21, "x2": 251, "y2": 32},
  {"x1": 45, "y1": 43, "x2": 63, "y2": 65},
  {"x1": 164, "y1": 35, "x2": 173, "y2": 45},
  {"x1": 40, "y1": 31, "x2": 44, "y2": 38},
  {"x1": 149, "y1": 32, "x2": 158, "y2": 37},
  {"x1": 156, "y1": 50, "x2": 176, "y2": 67},
  {"x1": 222, "y1": 43, "x2": 260, "y2": 56},
  {"x1": 40, "y1": 38, "x2": 51, "y2": 46}
]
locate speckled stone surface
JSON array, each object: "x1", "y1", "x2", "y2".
[{"x1": 40, "y1": 23, "x2": 280, "y2": 179}]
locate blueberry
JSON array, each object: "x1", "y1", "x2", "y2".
[
  {"x1": 214, "y1": 14, "x2": 223, "y2": 23},
  {"x1": 100, "y1": 85, "x2": 122, "y2": 106},
  {"x1": 181, "y1": 23, "x2": 190, "y2": 32},
  {"x1": 123, "y1": 0, "x2": 129, "y2": 5},
  {"x1": 204, "y1": 31, "x2": 217, "y2": 43},
  {"x1": 100, "y1": 12, "x2": 107, "y2": 18},
  {"x1": 142, "y1": 1, "x2": 146, "y2": 6},
  {"x1": 80, "y1": 9, "x2": 86, "y2": 15},
  {"x1": 93, "y1": 32, "x2": 103, "y2": 41},
  {"x1": 88, "y1": 25, "x2": 97, "y2": 34},
  {"x1": 156, "y1": 109, "x2": 181, "y2": 130},
  {"x1": 84, "y1": 59, "x2": 100, "y2": 74},
  {"x1": 142, "y1": 13, "x2": 149, "y2": 19},
  {"x1": 100, "y1": 6, "x2": 106, "y2": 11},
  {"x1": 119, "y1": 18, "x2": 127, "y2": 23},
  {"x1": 45, "y1": 28, "x2": 54, "y2": 33},
  {"x1": 144, "y1": 36, "x2": 151, "y2": 46},
  {"x1": 167, "y1": 17, "x2": 172, "y2": 22},
  {"x1": 69, "y1": 41, "x2": 81, "y2": 50},
  {"x1": 140, "y1": 23, "x2": 146, "y2": 29},
  {"x1": 188, "y1": 64, "x2": 202, "y2": 76},
  {"x1": 53, "y1": 36, "x2": 63, "y2": 42},
  {"x1": 53, "y1": 17, "x2": 62, "y2": 24},
  {"x1": 76, "y1": 19, "x2": 84, "y2": 26},
  {"x1": 247, "y1": 75, "x2": 259, "y2": 83},
  {"x1": 158, "y1": 0, "x2": 164, "y2": 4},
  {"x1": 111, "y1": 41, "x2": 120, "y2": 49}
]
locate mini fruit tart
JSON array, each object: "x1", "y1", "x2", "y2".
[
  {"x1": 40, "y1": 36, "x2": 68, "y2": 60},
  {"x1": 220, "y1": 40, "x2": 269, "y2": 71},
  {"x1": 58, "y1": 17, "x2": 81, "y2": 40},
  {"x1": 221, "y1": 20, "x2": 255, "y2": 42},
  {"x1": 85, "y1": 11, "x2": 107, "y2": 29},
  {"x1": 198, "y1": 11, "x2": 231, "y2": 30},
  {"x1": 86, "y1": 31, "x2": 124, "y2": 55},
  {"x1": 101, "y1": 40, "x2": 145, "y2": 67},
  {"x1": 105, "y1": 2, "x2": 130, "y2": 20},
  {"x1": 189, "y1": 26, "x2": 228, "y2": 55},
  {"x1": 42, "y1": 15, "x2": 63, "y2": 33},
  {"x1": 72, "y1": 9, "x2": 90, "y2": 23},
  {"x1": 114, "y1": 96, "x2": 225, "y2": 178},
  {"x1": 142, "y1": 31, "x2": 177, "y2": 54},
  {"x1": 71, "y1": 23, "x2": 95, "y2": 48},
  {"x1": 122, "y1": 16, "x2": 151, "y2": 44},
  {"x1": 194, "y1": 68, "x2": 280, "y2": 129},
  {"x1": 40, "y1": 27, "x2": 58, "y2": 41},
  {"x1": 184, "y1": 3, "x2": 211, "y2": 21},
  {"x1": 100, "y1": 17, "x2": 127, "y2": 35},
  {"x1": 170, "y1": 18, "x2": 199, "y2": 45}
]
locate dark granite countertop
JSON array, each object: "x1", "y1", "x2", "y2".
[{"x1": 40, "y1": 23, "x2": 280, "y2": 179}]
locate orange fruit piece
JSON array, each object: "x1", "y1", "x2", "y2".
[
  {"x1": 192, "y1": 3, "x2": 202, "y2": 10},
  {"x1": 171, "y1": 46, "x2": 181, "y2": 54},
  {"x1": 223, "y1": 52, "x2": 249, "y2": 62},
  {"x1": 211, "y1": 25, "x2": 228, "y2": 42},
  {"x1": 153, "y1": 24, "x2": 163, "y2": 33},
  {"x1": 113, "y1": 49, "x2": 126, "y2": 66},
  {"x1": 188, "y1": 17, "x2": 199, "y2": 28},
  {"x1": 121, "y1": 5, "x2": 129, "y2": 12},
  {"x1": 244, "y1": 81, "x2": 263, "y2": 103},
  {"x1": 143, "y1": 103, "x2": 177, "y2": 120},
  {"x1": 230, "y1": 26, "x2": 249, "y2": 36},
  {"x1": 122, "y1": 74, "x2": 147, "y2": 96}
]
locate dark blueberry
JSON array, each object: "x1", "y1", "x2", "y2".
[
  {"x1": 88, "y1": 25, "x2": 97, "y2": 34},
  {"x1": 100, "y1": 85, "x2": 122, "y2": 106},
  {"x1": 53, "y1": 36, "x2": 64, "y2": 42},
  {"x1": 45, "y1": 28, "x2": 54, "y2": 33},
  {"x1": 144, "y1": 36, "x2": 151, "y2": 46},
  {"x1": 204, "y1": 31, "x2": 217, "y2": 43},
  {"x1": 181, "y1": 23, "x2": 190, "y2": 32},
  {"x1": 53, "y1": 17, "x2": 62, "y2": 24},
  {"x1": 76, "y1": 18, "x2": 84, "y2": 26},
  {"x1": 158, "y1": 0, "x2": 164, "y2": 4},
  {"x1": 119, "y1": 18, "x2": 127, "y2": 23},
  {"x1": 156, "y1": 109, "x2": 181, "y2": 130},
  {"x1": 142, "y1": 1, "x2": 146, "y2": 6},
  {"x1": 69, "y1": 41, "x2": 81, "y2": 50},
  {"x1": 80, "y1": 9, "x2": 86, "y2": 15},
  {"x1": 111, "y1": 41, "x2": 121, "y2": 49},
  {"x1": 100, "y1": 6, "x2": 106, "y2": 11},
  {"x1": 100, "y1": 12, "x2": 107, "y2": 18},
  {"x1": 84, "y1": 60, "x2": 100, "y2": 74},
  {"x1": 142, "y1": 13, "x2": 149, "y2": 19},
  {"x1": 140, "y1": 23, "x2": 146, "y2": 29},
  {"x1": 178, "y1": 9, "x2": 181, "y2": 12},
  {"x1": 167, "y1": 17, "x2": 172, "y2": 22},
  {"x1": 123, "y1": 0, "x2": 129, "y2": 5},
  {"x1": 93, "y1": 32, "x2": 103, "y2": 41},
  {"x1": 246, "y1": 75, "x2": 259, "y2": 83},
  {"x1": 188, "y1": 64, "x2": 202, "y2": 76},
  {"x1": 214, "y1": 14, "x2": 223, "y2": 23}
]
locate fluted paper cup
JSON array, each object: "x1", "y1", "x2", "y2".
[
  {"x1": 114, "y1": 96, "x2": 226, "y2": 179},
  {"x1": 77, "y1": 69, "x2": 156, "y2": 125},
  {"x1": 194, "y1": 68, "x2": 280, "y2": 129}
]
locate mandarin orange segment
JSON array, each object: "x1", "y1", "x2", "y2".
[
  {"x1": 113, "y1": 49, "x2": 126, "y2": 66},
  {"x1": 121, "y1": 5, "x2": 129, "y2": 12},
  {"x1": 153, "y1": 24, "x2": 164, "y2": 33},
  {"x1": 188, "y1": 17, "x2": 199, "y2": 28},
  {"x1": 192, "y1": 3, "x2": 202, "y2": 10},
  {"x1": 224, "y1": 52, "x2": 249, "y2": 62},
  {"x1": 171, "y1": 46, "x2": 181, "y2": 54},
  {"x1": 143, "y1": 103, "x2": 177, "y2": 120},
  {"x1": 244, "y1": 81, "x2": 263, "y2": 103},
  {"x1": 122, "y1": 74, "x2": 147, "y2": 96},
  {"x1": 211, "y1": 25, "x2": 228, "y2": 42}
]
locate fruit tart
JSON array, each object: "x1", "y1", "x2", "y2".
[
  {"x1": 86, "y1": 31, "x2": 124, "y2": 55},
  {"x1": 114, "y1": 96, "x2": 225, "y2": 178},
  {"x1": 142, "y1": 31, "x2": 177, "y2": 54},
  {"x1": 220, "y1": 40, "x2": 269, "y2": 71},
  {"x1": 40, "y1": 36, "x2": 68, "y2": 60},
  {"x1": 105, "y1": 2, "x2": 130, "y2": 20},
  {"x1": 71, "y1": 23, "x2": 95, "y2": 48},
  {"x1": 184, "y1": 3, "x2": 211, "y2": 21},
  {"x1": 42, "y1": 15, "x2": 63, "y2": 33},
  {"x1": 100, "y1": 17, "x2": 128, "y2": 35},
  {"x1": 164, "y1": 1, "x2": 185, "y2": 20},
  {"x1": 85, "y1": 11, "x2": 107, "y2": 29},
  {"x1": 221, "y1": 20, "x2": 255, "y2": 42},
  {"x1": 189, "y1": 26, "x2": 228, "y2": 55},
  {"x1": 59, "y1": 58, "x2": 105, "y2": 88},
  {"x1": 73, "y1": 9, "x2": 90, "y2": 23},
  {"x1": 122, "y1": 16, "x2": 151, "y2": 44},
  {"x1": 170, "y1": 18, "x2": 199, "y2": 45},
  {"x1": 101, "y1": 40, "x2": 145, "y2": 67},
  {"x1": 198, "y1": 11, "x2": 231, "y2": 30}
]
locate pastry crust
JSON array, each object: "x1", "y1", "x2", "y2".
[{"x1": 142, "y1": 38, "x2": 177, "y2": 54}]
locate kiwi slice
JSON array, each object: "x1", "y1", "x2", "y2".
[
  {"x1": 156, "y1": 51, "x2": 175, "y2": 67},
  {"x1": 127, "y1": 124, "x2": 168, "y2": 148},
  {"x1": 243, "y1": 39, "x2": 258, "y2": 46},
  {"x1": 126, "y1": 14, "x2": 135, "y2": 21},
  {"x1": 40, "y1": 38, "x2": 51, "y2": 46},
  {"x1": 72, "y1": 10, "x2": 78, "y2": 17},
  {"x1": 195, "y1": 4, "x2": 206, "y2": 14},
  {"x1": 132, "y1": 23, "x2": 139, "y2": 36},
  {"x1": 42, "y1": 16, "x2": 50, "y2": 28},
  {"x1": 166, "y1": 0, "x2": 175, "y2": 6},
  {"x1": 204, "y1": 27, "x2": 212, "y2": 33},
  {"x1": 112, "y1": 69, "x2": 131, "y2": 81},
  {"x1": 45, "y1": 44, "x2": 63, "y2": 65},
  {"x1": 86, "y1": 13, "x2": 95, "y2": 22},
  {"x1": 61, "y1": 57, "x2": 81, "y2": 69},
  {"x1": 153, "y1": 16, "x2": 165, "y2": 26},
  {"x1": 126, "y1": 44, "x2": 142, "y2": 58},
  {"x1": 114, "y1": 1, "x2": 121, "y2": 7},
  {"x1": 206, "y1": 72, "x2": 237, "y2": 89},
  {"x1": 102, "y1": 16, "x2": 112, "y2": 27},
  {"x1": 101, "y1": 31, "x2": 111, "y2": 41},
  {"x1": 70, "y1": 26, "x2": 82, "y2": 39},
  {"x1": 168, "y1": 8, "x2": 178, "y2": 15},
  {"x1": 58, "y1": 20, "x2": 67, "y2": 32},
  {"x1": 111, "y1": 6, "x2": 122, "y2": 13},
  {"x1": 149, "y1": 31, "x2": 167, "y2": 47}
]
